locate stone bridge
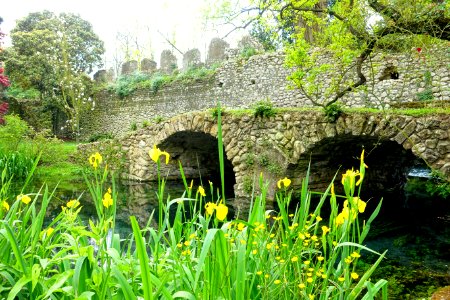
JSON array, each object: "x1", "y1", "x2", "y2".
[{"x1": 120, "y1": 110, "x2": 450, "y2": 202}]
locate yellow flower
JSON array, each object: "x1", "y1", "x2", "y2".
[
  {"x1": 198, "y1": 186, "x2": 206, "y2": 197},
  {"x1": 205, "y1": 202, "x2": 216, "y2": 215},
  {"x1": 252, "y1": 249, "x2": 257, "y2": 254},
  {"x1": 256, "y1": 271, "x2": 262, "y2": 275},
  {"x1": 46, "y1": 227, "x2": 54, "y2": 236},
  {"x1": 2, "y1": 201, "x2": 9, "y2": 211},
  {"x1": 353, "y1": 197, "x2": 367, "y2": 213},
  {"x1": 298, "y1": 283, "x2": 306, "y2": 289},
  {"x1": 316, "y1": 216, "x2": 322, "y2": 221},
  {"x1": 149, "y1": 144, "x2": 170, "y2": 164},
  {"x1": 351, "y1": 272, "x2": 359, "y2": 280},
  {"x1": 216, "y1": 202, "x2": 228, "y2": 221},
  {"x1": 317, "y1": 256, "x2": 324, "y2": 261},
  {"x1": 322, "y1": 225, "x2": 330, "y2": 235},
  {"x1": 307, "y1": 277, "x2": 313, "y2": 283},
  {"x1": 291, "y1": 256, "x2": 298, "y2": 262},
  {"x1": 17, "y1": 194, "x2": 31, "y2": 205},
  {"x1": 351, "y1": 251, "x2": 361, "y2": 258},
  {"x1": 67, "y1": 199, "x2": 80, "y2": 209},
  {"x1": 341, "y1": 168, "x2": 362, "y2": 186},
  {"x1": 184, "y1": 241, "x2": 190, "y2": 246},
  {"x1": 237, "y1": 223, "x2": 246, "y2": 231},
  {"x1": 88, "y1": 152, "x2": 103, "y2": 169},
  {"x1": 277, "y1": 177, "x2": 291, "y2": 189},
  {"x1": 274, "y1": 279, "x2": 281, "y2": 285},
  {"x1": 338, "y1": 276, "x2": 345, "y2": 282},
  {"x1": 102, "y1": 191, "x2": 113, "y2": 208},
  {"x1": 304, "y1": 260, "x2": 310, "y2": 265}
]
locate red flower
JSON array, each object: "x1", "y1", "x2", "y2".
[{"x1": 417, "y1": 47, "x2": 422, "y2": 53}]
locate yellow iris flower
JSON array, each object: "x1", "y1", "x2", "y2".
[
  {"x1": 102, "y1": 191, "x2": 113, "y2": 208},
  {"x1": 2, "y1": 201, "x2": 9, "y2": 211},
  {"x1": 149, "y1": 145, "x2": 170, "y2": 164},
  {"x1": 205, "y1": 202, "x2": 217, "y2": 215},
  {"x1": 277, "y1": 177, "x2": 291, "y2": 189},
  {"x1": 88, "y1": 152, "x2": 103, "y2": 169},
  {"x1": 198, "y1": 186, "x2": 206, "y2": 197},
  {"x1": 216, "y1": 203, "x2": 228, "y2": 221},
  {"x1": 17, "y1": 194, "x2": 31, "y2": 205},
  {"x1": 66, "y1": 199, "x2": 80, "y2": 209}
]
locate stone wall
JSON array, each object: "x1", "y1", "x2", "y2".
[
  {"x1": 110, "y1": 110, "x2": 450, "y2": 200},
  {"x1": 80, "y1": 46, "x2": 450, "y2": 140}
]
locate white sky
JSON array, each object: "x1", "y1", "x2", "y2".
[{"x1": 1, "y1": 0, "x2": 247, "y2": 71}]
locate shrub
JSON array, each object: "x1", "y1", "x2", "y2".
[
  {"x1": 253, "y1": 99, "x2": 276, "y2": 118},
  {"x1": 88, "y1": 132, "x2": 114, "y2": 142},
  {"x1": 0, "y1": 114, "x2": 30, "y2": 152},
  {"x1": 240, "y1": 46, "x2": 259, "y2": 60},
  {"x1": 130, "y1": 122, "x2": 137, "y2": 131},
  {"x1": 5, "y1": 83, "x2": 40, "y2": 99},
  {"x1": 324, "y1": 102, "x2": 343, "y2": 122}
]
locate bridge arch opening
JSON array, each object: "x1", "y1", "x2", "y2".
[
  {"x1": 286, "y1": 135, "x2": 426, "y2": 215},
  {"x1": 158, "y1": 131, "x2": 236, "y2": 198}
]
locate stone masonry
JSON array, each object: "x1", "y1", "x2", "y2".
[
  {"x1": 114, "y1": 110, "x2": 450, "y2": 198},
  {"x1": 81, "y1": 45, "x2": 450, "y2": 140}
]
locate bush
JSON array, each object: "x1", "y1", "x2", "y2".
[
  {"x1": 5, "y1": 83, "x2": 40, "y2": 99},
  {"x1": 253, "y1": 100, "x2": 276, "y2": 118},
  {"x1": 111, "y1": 72, "x2": 152, "y2": 98},
  {"x1": 0, "y1": 114, "x2": 30, "y2": 152},
  {"x1": 240, "y1": 46, "x2": 259, "y2": 60},
  {"x1": 87, "y1": 132, "x2": 114, "y2": 142},
  {"x1": 324, "y1": 103, "x2": 343, "y2": 122}
]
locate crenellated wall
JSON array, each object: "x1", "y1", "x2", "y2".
[{"x1": 80, "y1": 46, "x2": 450, "y2": 140}]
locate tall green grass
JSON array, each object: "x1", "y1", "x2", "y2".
[{"x1": 0, "y1": 105, "x2": 387, "y2": 299}]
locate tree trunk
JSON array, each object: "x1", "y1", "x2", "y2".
[{"x1": 296, "y1": 0, "x2": 327, "y2": 44}]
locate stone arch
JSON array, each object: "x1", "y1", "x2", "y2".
[
  {"x1": 123, "y1": 113, "x2": 237, "y2": 198},
  {"x1": 286, "y1": 135, "x2": 422, "y2": 201}
]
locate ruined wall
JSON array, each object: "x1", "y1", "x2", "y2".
[{"x1": 80, "y1": 45, "x2": 450, "y2": 140}]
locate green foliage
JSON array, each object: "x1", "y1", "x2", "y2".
[
  {"x1": 107, "y1": 65, "x2": 219, "y2": 98},
  {"x1": 417, "y1": 89, "x2": 434, "y2": 101},
  {"x1": 253, "y1": 99, "x2": 276, "y2": 118},
  {"x1": 324, "y1": 102, "x2": 343, "y2": 122},
  {"x1": 0, "y1": 115, "x2": 30, "y2": 152},
  {"x1": 416, "y1": 70, "x2": 434, "y2": 101},
  {"x1": 111, "y1": 72, "x2": 152, "y2": 98},
  {"x1": 142, "y1": 120, "x2": 150, "y2": 128},
  {"x1": 153, "y1": 116, "x2": 164, "y2": 124},
  {"x1": 239, "y1": 46, "x2": 259, "y2": 60},
  {"x1": 87, "y1": 132, "x2": 114, "y2": 142},
  {"x1": 3, "y1": 11, "x2": 104, "y2": 137},
  {"x1": 426, "y1": 171, "x2": 450, "y2": 198},
  {"x1": 130, "y1": 122, "x2": 137, "y2": 131},
  {"x1": 245, "y1": 153, "x2": 254, "y2": 167},
  {"x1": 0, "y1": 144, "x2": 387, "y2": 299},
  {"x1": 242, "y1": 175, "x2": 254, "y2": 194},
  {"x1": 5, "y1": 83, "x2": 40, "y2": 99},
  {"x1": 0, "y1": 152, "x2": 35, "y2": 179}
]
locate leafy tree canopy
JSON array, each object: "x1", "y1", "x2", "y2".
[
  {"x1": 3, "y1": 11, "x2": 104, "y2": 93},
  {"x1": 2, "y1": 11, "x2": 104, "y2": 137},
  {"x1": 211, "y1": 0, "x2": 450, "y2": 107}
]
